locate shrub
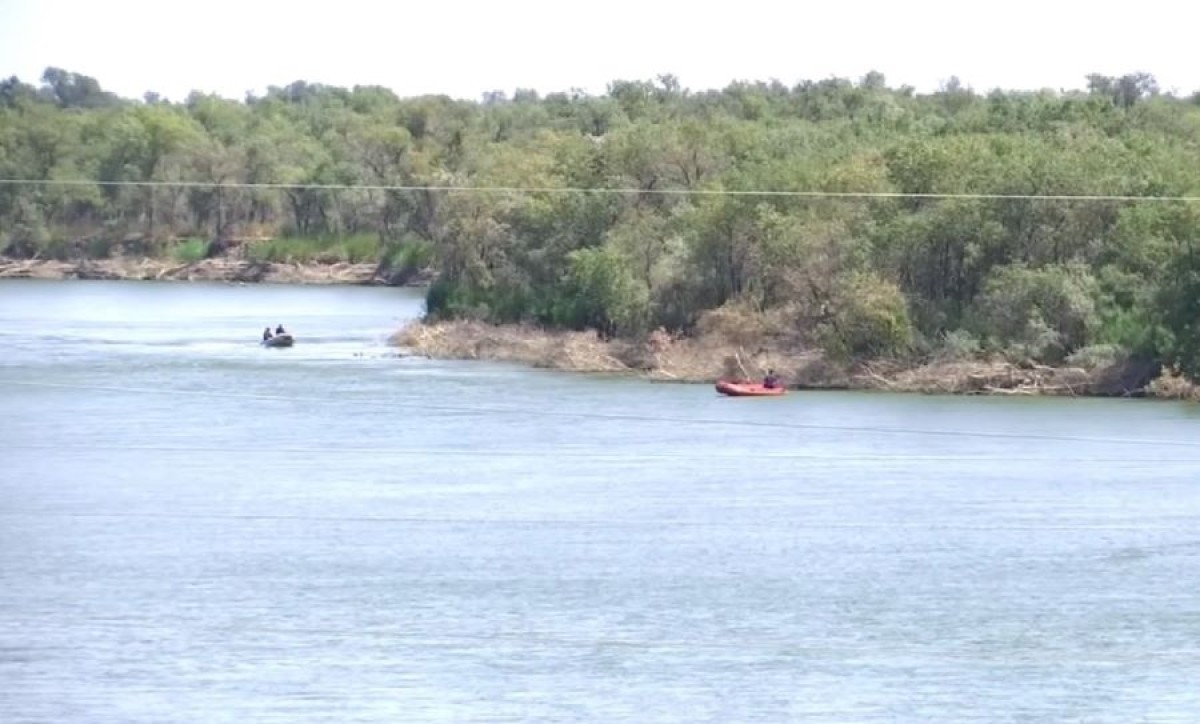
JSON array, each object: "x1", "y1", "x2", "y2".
[
  {"x1": 171, "y1": 239, "x2": 209, "y2": 264},
  {"x1": 388, "y1": 238, "x2": 436, "y2": 276},
  {"x1": 340, "y1": 233, "x2": 381, "y2": 263},
  {"x1": 818, "y1": 271, "x2": 914, "y2": 360},
  {"x1": 543, "y1": 246, "x2": 649, "y2": 337},
  {"x1": 1154, "y1": 244, "x2": 1200, "y2": 380},
  {"x1": 968, "y1": 262, "x2": 1100, "y2": 363},
  {"x1": 936, "y1": 329, "x2": 982, "y2": 361},
  {"x1": 1065, "y1": 343, "x2": 1126, "y2": 370},
  {"x1": 695, "y1": 300, "x2": 771, "y2": 349},
  {"x1": 85, "y1": 237, "x2": 115, "y2": 259}
]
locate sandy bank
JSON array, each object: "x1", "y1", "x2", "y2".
[
  {"x1": 0, "y1": 256, "x2": 428, "y2": 286},
  {"x1": 391, "y1": 319, "x2": 1181, "y2": 399}
]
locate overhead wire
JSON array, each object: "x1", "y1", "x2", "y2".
[{"x1": 0, "y1": 177, "x2": 1199, "y2": 203}]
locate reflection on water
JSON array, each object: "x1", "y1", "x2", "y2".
[{"x1": 2, "y1": 279, "x2": 1200, "y2": 722}]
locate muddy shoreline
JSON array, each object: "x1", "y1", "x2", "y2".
[
  {"x1": 392, "y1": 319, "x2": 1195, "y2": 400},
  {"x1": 9, "y1": 259, "x2": 1195, "y2": 401},
  {"x1": 0, "y1": 256, "x2": 429, "y2": 286}
]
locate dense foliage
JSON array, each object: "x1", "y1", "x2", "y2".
[{"x1": 4, "y1": 68, "x2": 1200, "y2": 374}]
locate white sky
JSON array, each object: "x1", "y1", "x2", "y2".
[{"x1": 0, "y1": 0, "x2": 1195, "y2": 102}]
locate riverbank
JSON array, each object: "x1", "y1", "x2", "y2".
[
  {"x1": 392, "y1": 319, "x2": 1196, "y2": 400},
  {"x1": 0, "y1": 256, "x2": 430, "y2": 285}
]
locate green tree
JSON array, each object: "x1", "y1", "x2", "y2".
[
  {"x1": 555, "y1": 246, "x2": 649, "y2": 337},
  {"x1": 968, "y1": 263, "x2": 1101, "y2": 363},
  {"x1": 1155, "y1": 243, "x2": 1200, "y2": 378}
]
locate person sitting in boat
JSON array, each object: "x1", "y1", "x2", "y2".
[
  {"x1": 763, "y1": 369, "x2": 780, "y2": 389},
  {"x1": 275, "y1": 324, "x2": 286, "y2": 335},
  {"x1": 262, "y1": 327, "x2": 273, "y2": 341}
]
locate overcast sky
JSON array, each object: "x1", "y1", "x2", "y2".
[{"x1": 0, "y1": 0, "x2": 1195, "y2": 102}]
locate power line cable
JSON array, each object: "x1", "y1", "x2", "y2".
[{"x1": 0, "y1": 177, "x2": 1198, "y2": 202}]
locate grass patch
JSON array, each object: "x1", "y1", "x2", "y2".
[
  {"x1": 246, "y1": 238, "x2": 322, "y2": 263},
  {"x1": 246, "y1": 234, "x2": 382, "y2": 264},
  {"x1": 342, "y1": 233, "x2": 381, "y2": 263},
  {"x1": 171, "y1": 239, "x2": 210, "y2": 264},
  {"x1": 388, "y1": 239, "x2": 436, "y2": 274}
]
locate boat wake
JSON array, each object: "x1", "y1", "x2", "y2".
[{"x1": 17, "y1": 331, "x2": 400, "y2": 365}]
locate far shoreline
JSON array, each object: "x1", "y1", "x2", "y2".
[
  {"x1": 390, "y1": 319, "x2": 1200, "y2": 403},
  {"x1": 0, "y1": 256, "x2": 432, "y2": 287},
  {"x1": 7, "y1": 258, "x2": 1196, "y2": 403}
]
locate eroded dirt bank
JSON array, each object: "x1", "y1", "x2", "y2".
[{"x1": 391, "y1": 320, "x2": 1185, "y2": 399}]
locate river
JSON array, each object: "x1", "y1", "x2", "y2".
[{"x1": 2, "y1": 279, "x2": 1199, "y2": 722}]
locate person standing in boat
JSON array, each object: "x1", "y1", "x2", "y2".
[
  {"x1": 263, "y1": 327, "x2": 273, "y2": 341},
  {"x1": 763, "y1": 369, "x2": 780, "y2": 389}
]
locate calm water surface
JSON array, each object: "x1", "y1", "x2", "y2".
[{"x1": 2, "y1": 279, "x2": 1199, "y2": 722}]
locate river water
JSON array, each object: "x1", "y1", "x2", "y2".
[{"x1": 2, "y1": 279, "x2": 1199, "y2": 722}]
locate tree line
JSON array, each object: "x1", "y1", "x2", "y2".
[{"x1": 4, "y1": 67, "x2": 1200, "y2": 378}]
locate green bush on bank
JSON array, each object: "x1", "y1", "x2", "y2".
[
  {"x1": 170, "y1": 239, "x2": 209, "y2": 263},
  {"x1": 967, "y1": 263, "x2": 1099, "y2": 364},
  {"x1": 245, "y1": 234, "x2": 381, "y2": 264}
]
